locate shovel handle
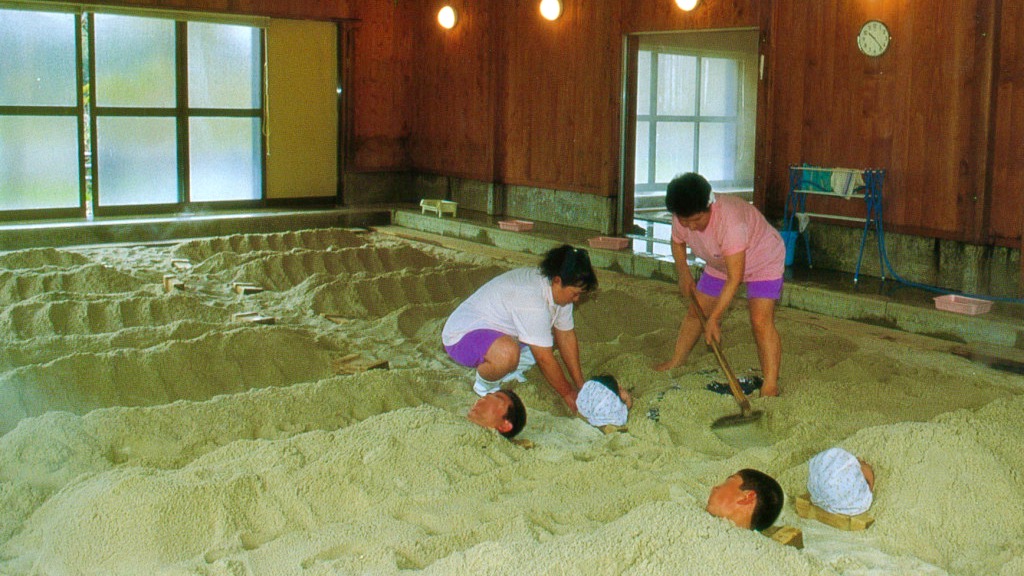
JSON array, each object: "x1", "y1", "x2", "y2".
[{"x1": 688, "y1": 286, "x2": 752, "y2": 415}]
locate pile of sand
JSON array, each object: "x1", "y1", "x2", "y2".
[{"x1": 0, "y1": 227, "x2": 1021, "y2": 575}]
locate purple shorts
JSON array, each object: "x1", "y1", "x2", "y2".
[
  {"x1": 698, "y1": 273, "x2": 783, "y2": 300},
  {"x1": 445, "y1": 329, "x2": 508, "y2": 367}
]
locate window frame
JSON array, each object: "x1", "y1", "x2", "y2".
[
  {"x1": 0, "y1": 5, "x2": 267, "y2": 220},
  {"x1": 634, "y1": 47, "x2": 746, "y2": 194}
]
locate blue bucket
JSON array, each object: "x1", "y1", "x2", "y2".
[{"x1": 780, "y1": 230, "x2": 797, "y2": 266}]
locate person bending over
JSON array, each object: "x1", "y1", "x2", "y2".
[
  {"x1": 706, "y1": 468, "x2": 784, "y2": 531},
  {"x1": 655, "y1": 172, "x2": 786, "y2": 397},
  {"x1": 466, "y1": 390, "x2": 527, "y2": 439},
  {"x1": 443, "y1": 244, "x2": 598, "y2": 413}
]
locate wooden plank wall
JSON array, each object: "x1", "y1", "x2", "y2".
[
  {"x1": 29, "y1": 0, "x2": 1024, "y2": 254},
  {"x1": 405, "y1": 1, "x2": 497, "y2": 181},
  {"x1": 347, "y1": 2, "x2": 411, "y2": 170},
  {"x1": 764, "y1": 0, "x2": 997, "y2": 244},
  {"x1": 991, "y1": 0, "x2": 1024, "y2": 251}
]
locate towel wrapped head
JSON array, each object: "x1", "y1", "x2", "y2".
[
  {"x1": 807, "y1": 447, "x2": 874, "y2": 515},
  {"x1": 577, "y1": 375, "x2": 629, "y2": 427}
]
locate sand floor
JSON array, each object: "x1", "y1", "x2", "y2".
[{"x1": 0, "y1": 226, "x2": 1021, "y2": 575}]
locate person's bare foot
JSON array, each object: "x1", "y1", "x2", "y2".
[
  {"x1": 653, "y1": 359, "x2": 679, "y2": 372},
  {"x1": 759, "y1": 385, "x2": 779, "y2": 397}
]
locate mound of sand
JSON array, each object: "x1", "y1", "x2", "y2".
[{"x1": 0, "y1": 226, "x2": 1021, "y2": 575}]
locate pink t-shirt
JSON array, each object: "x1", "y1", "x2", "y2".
[{"x1": 671, "y1": 194, "x2": 785, "y2": 282}]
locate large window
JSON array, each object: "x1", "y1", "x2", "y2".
[
  {"x1": 0, "y1": 7, "x2": 264, "y2": 218},
  {"x1": 628, "y1": 30, "x2": 759, "y2": 258},
  {"x1": 635, "y1": 50, "x2": 746, "y2": 194}
]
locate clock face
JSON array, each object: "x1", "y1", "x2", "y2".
[{"x1": 857, "y1": 20, "x2": 890, "y2": 57}]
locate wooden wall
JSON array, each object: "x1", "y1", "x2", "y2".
[
  {"x1": 38, "y1": 0, "x2": 1024, "y2": 251},
  {"x1": 763, "y1": 0, "x2": 1002, "y2": 246},
  {"x1": 87, "y1": 0, "x2": 352, "y2": 20}
]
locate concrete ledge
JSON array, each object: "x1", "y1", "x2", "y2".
[{"x1": 394, "y1": 208, "x2": 1022, "y2": 350}]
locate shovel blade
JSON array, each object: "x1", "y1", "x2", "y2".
[{"x1": 711, "y1": 409, "x2": 764, "y2": 429}]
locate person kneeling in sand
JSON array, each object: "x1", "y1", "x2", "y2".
[
  {"x1": 807, "y1": 447, "x2": 875, "y2": 515},
  {"x1": 706, "y1": 468, "x2": 784, "y2": 531},
  {"x1": 442, "y1": 245, "x2": 598, "y2": 413},
  {"x1": 576, "y1": 374, "x2": 632, "y2": 430},
  {"x1": 466, "y1": 389, "x2": 527, "y2": 439}
]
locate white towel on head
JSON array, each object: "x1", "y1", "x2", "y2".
[
  {"x1": 577, "y1": 380, "x2": 628, "y2": 427},
  {"x1": 808, "y1": 447, "x2": 873, "y2": 515}
]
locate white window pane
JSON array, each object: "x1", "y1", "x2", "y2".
[
  {"x1": 188, "y1": 23, "x2": 261, "y2": 109},
  {"x1": 657, "y1": 54, "x2": 696, "y2": 116},
  {"x1": 655, "y1": 122, "x2": 694, "y2": 182},
  {"x1": 698, "y1": 123, "x2": 737, "y2": 181},
  {"x1": 0, "y1": 10, "x2": 77, "y2": 106},
  {"x1": 636, "y1": 51, "x2": 651, "y2": 116},
  {"x1": 96, "y1": 117, "x2": 178, "y2": 206},
  {"x1": 700, "y1": 58, "x2": 738, "y2": 117},
  {"x1": 634, "y1": 121, "x2": 650, "y2": 185},
  {"x1": 94, "y1": 14, "x2": 176, "y2": 108},
  {"x1": 0, "y1": 116, "x2": 79, "y2": 209},
  {"x1": 189, "y1": 118, "x2": 261, "y2": 201}
]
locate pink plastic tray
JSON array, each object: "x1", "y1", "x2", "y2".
[
  {"x1": 588, "y1": 236, "x2": 630, "y2": 250},
  {"x1": 933, "y1": 294, "x2": 992, "y2": 316},
  {"x1": 498, "y1": 219, "x2": 534, "y2": 232}
]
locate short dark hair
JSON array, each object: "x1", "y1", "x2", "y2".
[
  {"x1": 737, "y1": 468, "x2": 784, "y2": 531},
  {"x1": 665, "y1": 172, "x2": 712, "y2": 218},
  {"x1": 590, "y1": 374, "x2": 620, "y2": 397},
  {"x1": 498, "y1": 390, "x2": 527, "y2": 438},
  {"x1": 539, "y1": 245, "x2": 598, "y2": 292}
]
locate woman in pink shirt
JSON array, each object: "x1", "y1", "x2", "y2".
[{"x1": 654, "y1": 173, "x2": 785, "y2": 396}]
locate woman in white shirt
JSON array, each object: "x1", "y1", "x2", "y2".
[{"x1": 442, "y1": 245, "x2": 598, "y2": 413}]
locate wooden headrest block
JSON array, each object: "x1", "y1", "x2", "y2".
[
  {"x1": 762, "y1": 525, "x2": 803, "y2": 549},
  {"x1": 796, "y1": 493, "x2": 874, "y2": 531}
]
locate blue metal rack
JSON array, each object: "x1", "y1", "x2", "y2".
[{"x1": 783, "y1": 165, "x2": 887, "y2": 284}]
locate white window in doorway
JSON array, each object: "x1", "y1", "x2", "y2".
[{"x1": 635, "y1": 49, "x2": 749, "y2": 193}]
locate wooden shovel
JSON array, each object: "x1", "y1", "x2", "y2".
[{"x1": 689, "y1": 287, "x2": 763, "y2": 428}]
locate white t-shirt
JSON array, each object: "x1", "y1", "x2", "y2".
[{"x1": 442, "y1": 267, "x2": 574, "y2": 348}]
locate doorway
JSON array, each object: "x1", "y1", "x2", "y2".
[{"x1": 621, "y1": 29, "x2": 760, "y2": 258}]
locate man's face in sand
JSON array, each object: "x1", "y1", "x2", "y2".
[
  {"x1": 551, "y1": 277, "x2": 585, "y2": 306},
  {"x1": 706, "y1": 474, "x2": 755, "y2": 529},
  {"x1": 467, "y1": 392, "x2": 513, "y2": 434}
]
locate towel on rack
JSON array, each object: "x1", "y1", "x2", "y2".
[
  {"x1": 801, "y1": 164, "x2": 832, "y2": 191},
  {"x1": 831, "y1": 169, "x2": 865, "y2": 199}
]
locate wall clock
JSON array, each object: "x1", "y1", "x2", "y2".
[{"x1": 857, "y1": 20, "x2": 890, "y2": 57}]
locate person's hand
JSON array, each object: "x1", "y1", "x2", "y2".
[
  {"x1": 563, "y1": 391, "x2": 578, "y2": 413},
  {"x1": 704, "y1": 315, "x2": 722, "y2": 345}
]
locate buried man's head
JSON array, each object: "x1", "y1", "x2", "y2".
[
  {"x1": 467, "y1": 390, "x2": 527, "y2": 438},
  {"x1": 706, "y1": 468, "x2": 784, "y2": 531}
]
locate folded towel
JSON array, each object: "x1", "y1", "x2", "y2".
[
  {"x1": 807, "y1": 447, "x2": 873, "y2": 515},
  {"x1": 577, "y1": 378, "x2": 628, "y2": 427},
  {"x1": 830, "y1": 169, "x2": 865, "y2": 199}
]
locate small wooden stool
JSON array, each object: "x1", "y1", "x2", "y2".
[
  {"x1": 163, "y1": 274, "x2": 185, "y2": 292},
  {"x1": 795, "y1": 493, "x2": 874, "y2": 530},
  {"x1": 332, "y1": 352, "x2": 389, "y2": 374},
  {"x1": 233, "y1": 311, "x2": 276, "y2": 325},
  {"x1": 419, "y1": 199, "x2": 458, "y2": 218},
  {"x1": 231, "y1": 282, "x2": 265, "y2": 295},
  {"x1": 762, "y1": 525, "x2": 803, "y2": 549}
]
